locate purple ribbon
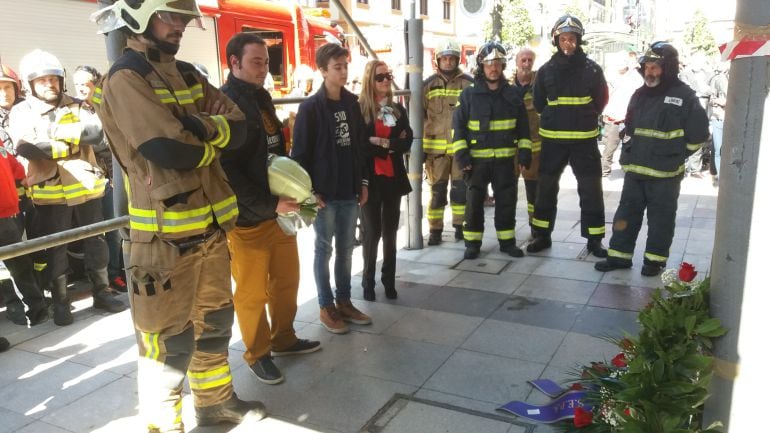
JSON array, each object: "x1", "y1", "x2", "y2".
[{"x1": 497, "y1": 379, "x2": 593, "y2": 423}]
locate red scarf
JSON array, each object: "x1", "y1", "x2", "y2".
[{"x1": 373, "y1": 119, "x2": 394, "y2": 177}]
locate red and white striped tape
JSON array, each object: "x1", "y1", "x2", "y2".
[{"x1": 720, "y1": 38, "x2": 770, "y2": 61}]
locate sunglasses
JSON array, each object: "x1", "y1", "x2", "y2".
[{"x1": 375, "y1": 72, "x2": 394, "y2": 82}]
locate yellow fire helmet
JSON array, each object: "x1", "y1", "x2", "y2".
[
  {"x1": 266, "y1": 154, "x2": 313, "y2": 204},
  {"x1": 92, "y1": 0, "x2": 203, "y2": 34}
]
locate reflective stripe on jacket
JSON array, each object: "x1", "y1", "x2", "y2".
[
  {"x1": 9, "y1": 94, "x2": 106, "y2": 206},
  {"x1": 533, "y1": 50, "x2": 608, "y2": 142},
  {"x1": 95, "y1": 38, "x2": 245, "y2": 242},
  {"x1": 619, "y1": 81, "x2": 709, "y2": 179},
  {"x1": 451, "y1": 78, "x2": 532, "y2": 169},
  {"x1": 423, "y1": 71, "x2": 473, "y2": 154}
]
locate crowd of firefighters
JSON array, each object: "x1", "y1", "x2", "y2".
[{"x1": 0, "y1": 0, "x2": 711, "y2": 431}]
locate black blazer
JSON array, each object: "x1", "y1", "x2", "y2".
[{"x1": 362, "y1": 102, "x2": 413, "y2": 197}]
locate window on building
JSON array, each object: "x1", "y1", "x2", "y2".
[
  {"x1": 242, "y1": 26, "x2": 285, "y2": 87},
  {"x1": 392, "y1": 0, "x2": 401, "y2": 10},
  {"x1": 420, "y1": 0, "x2": 428, "y2": 16},
  {"x1": 357, "y1": 0, "x2": 369, "y2": 5},
  {"x1": 443, "y1": 0, "x2": 451, "y2": 20}
]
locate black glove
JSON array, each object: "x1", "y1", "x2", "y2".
[
  {"x1": 518, "y1": 148, "x2": 532, "y2": 170},
  {"x1": 179, "y1": 115, "x2": 208, "y2": 141}
]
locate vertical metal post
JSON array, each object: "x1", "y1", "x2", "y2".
[
  {"x1": 704, "y1": 0, "x2": 769, "y2": 430},
  {"x1": 404, "y1": 3, "x2": 424, "y2": 249}
]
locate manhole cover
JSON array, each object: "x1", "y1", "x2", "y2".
[{"x1": 454, "y1": 258, "x2": 510, "y2": 274}]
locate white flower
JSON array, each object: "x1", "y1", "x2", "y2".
[{"x1": 661, "y1": 269, "x2": 678, "y2": 286}]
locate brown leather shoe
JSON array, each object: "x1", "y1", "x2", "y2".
[
  {"x1": 320, "y1": 305, "x2": 349, "y2": 334},
  {"x1": 335, "y1": 299, "x2": 372, "y2": 325}
]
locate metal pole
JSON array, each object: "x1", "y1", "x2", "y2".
[
  {"x1": 329, "y1": 0, "x2": 377, "y2": 60},
  {"x1": 704, "y1": 0, "x2": 769, "y2": 430},
  {"x1": 0, "y1": 217, "x2": 129, "y2": 261},
  {"x1": 405, "y1": 3, "x2": 424, "y2": 249}
]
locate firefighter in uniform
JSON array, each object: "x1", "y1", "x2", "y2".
[
  {"x1": 92, "y1": 1, "x2": 265, "y2": 431},
  {"x1": 9, "y1": 50, "x2": 126, "y2": 326},
  {"x1": 529, "y1": 15, "x2": 609, "y2": 257},
  {"x1": 423, "y1": 39, "x2": 473, "y2": 245},
  {"x1": 453, "y1": 42, "x2": 532, "y2": 260},
  {"x1": 511, "y1": 48, "x2": 541, "y2": 239},
  {"x1": 595, "y1": 42, "x2": 708, "y2": 277}
]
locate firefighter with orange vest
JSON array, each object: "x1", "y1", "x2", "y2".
[
  {"x1": 423, "y1": 39, "x2": 473, "y2": 245},
  {"x1": 92, "y1": 0, "x2": 265, "y2": 431},
  {"x1": 9, "y1": 50, "x2": 126, "y2": 326}
]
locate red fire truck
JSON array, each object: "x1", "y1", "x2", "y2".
[{"x1": 0, "y1": 0, "x2": 344, "y2": 93}]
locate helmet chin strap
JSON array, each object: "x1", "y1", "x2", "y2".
[{"x1": 143, "y1": 28, "x2": 181, "y2": 55}]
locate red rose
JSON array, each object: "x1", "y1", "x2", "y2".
[
  {"x1": 570, "y1": 383, "x2": 584, "y2": 390},
  {"x1": 574, "y1": 407, "x2": 593, "y2": 427},
  {"x1": 611, "y1": 353, "x2": 627, "y2": 367},
  {"x1": 679, "y1": 262, "x2": 697, "y2": 282}
]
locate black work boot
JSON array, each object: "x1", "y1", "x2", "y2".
[
  {"x1": 1, "y1": 280, "x2": 26, "y2": 325},
  {"x1": 26, "y1": 300, "x2": 50, "y2": 326},
  {"x1": 427, "y1": 230, "x2": 442, "y2": 246},
  {"x1": 641, "y1": 263, "x2": 664, "y2": 277},
  {"x1": 586, "y1": 239, "x2": 608, "y2": 258},
  {"x1": 526, "y1": 235, "x2": 552, "y2": 253},
  {"x1": 500, "y1": 243, "x2": 524, "y2": 258},
  {"x1": 464, "y1": 245, "x2": 481, "y2": 259},
  {"x1": 51, "y1": 275, "x2": 73, "y2": 326},
  {"x1": 90, "y1": 269, "x2": 127, "y2": 313},
  {"x1": 195, "y1": 393, "x2": 267, "y2": 426},
  {"x1": 453, "y1": 225, "x2": 464, "y2": 241},
  {"x1": 594, "y1": 260, "x2": 632, "y2": 272}
]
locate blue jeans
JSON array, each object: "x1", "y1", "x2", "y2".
[
  {"x1": 711, "y1": 119, "x2": 723, "y2": 176},
  {"x1": 313, "y1": 199, "x2": 359, "y2": 307}
]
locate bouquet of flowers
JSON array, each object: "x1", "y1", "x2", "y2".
[
  {"x1": 562, "y1": 262, "x2": 726, "y2": 433},
  {"x1": 266, "y1": 154, "x2": 318, "y2": 235}
]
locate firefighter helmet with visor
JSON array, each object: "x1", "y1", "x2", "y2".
[
  {"x1": 435, "y1": 39, "x2": 461, "y2": 62},
  {"x1": 551, "y1": 14, "x2": 584, "y2": 46},
  {"x1": 0, "y1": 64, "x2": 20, "y2": 99},
  {"x1": 92, "y1": 0, "x2": 203, "y2": 35},
  {"x1": 19, "y1": 50, "x2": 66, "y2": 90},
  {"x1": 638, "y1": 41, "x2": 680, "y2": 80},
  {"x1": 476, "y1": 41, "x2": 507, "y2": 68}
]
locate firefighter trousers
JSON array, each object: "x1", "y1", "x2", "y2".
[
  {"x1": 227, "y1": 220, "x2": 299, "y2": 367},
  {"x1": 425, "y1": 153, "x2": 466, "y2": 230},
  {"x1": 463, "y1": 159, "x2": 518, "y2": 248},
  {"x1": 128, "y1": 230, "x2": 235, "y2": 433},
  {"x1": 607, "y1": 175, "x2": 681, "y2": 267},
  {"x1": 29, "y1": 200, "x2": 109, "y2": 291},
  {"x1": 533, "y1": 139, "x2": 606, "y2": 239},
  {"x1": 0, "y1": 215, "x2": 45, "y2": 310}
]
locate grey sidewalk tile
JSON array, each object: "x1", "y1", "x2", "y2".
[
  {"x1": 0, "y1": 407, "x2": 32, "y2": 433},
  {"x1": 0, "y1": 350, "x2": 122, "y2": 420},
  {"x1": 414, "y1": 389, "x2": 516, "y2": 420},
  {"x1": 447, "y1": 271, "x2": 528, "y2": 295},
  {"x1": 454, "y1": 257, "x2": 510, "y2": 275},
  {"x1": 690, "y1": 217, "x2": 716, "y2": 230},
  {"x1": 599, "y1": 267, "x2": 663, "y2": 288},
  {"x1": 514, "y1": 275, "x2": 598, "y2": 305},
  {"x1": 531, "y1": 258, "x2": 604, "y2": 283},
  {"x1": 461, "y1": 320, "x2": 566, "y2": 364},
  {"x1": 571, "y1": 306, "x2": 639, "y2": 338},
  {"x1": 376, "y1": 399, "x2": 513, "y2": 433},
  {"x1": 424, "y1": 349, "x2": 546, "y2": 404},
  {"x1": 283, "y1": 369, "x2": 417, "y2": 433},
  {"x1": 413, "y1": 286, "x2": 508, "y2": 318},
  {"x1": 398, "y1": 245, "x2": 466, "y2": 266},
  {"x1": 490, "y1": 296, "x2": 582, "y2": 332},
  {"x1": 394, "y1": 260, "x2": 461, "y2": 286},
  {"x1": 40, "y1": 376, "x2": 137, "y2": 433},
  {"x1": 384, "y1": 309, "x2": 483, "y2": 347},
  {"x1": 502, "y1": 256, "x2": 547, "y2": 275},
  {"x1": 685, "y1": 238, "x2": 714, "y2": 256},
  {"x1": 341, "y1": 301, "x2": 411, "y2": 335},
  {"x1": 340, "y1": 332, "x2": 455, "y2": 387},
  {"x1": 588, "y1": 283, "x2": 653, "y2": 312},
  {"x1": 549, "y1": 332, "x2": 620, "y2": 369},
  {"x1": 12, "y1": 421, "x2": 72, "y2": 433}
]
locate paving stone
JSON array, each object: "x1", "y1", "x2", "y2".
[
  {"x1": 571, "y1": 306, "x2": 640, "y2": 338},
  {"x1": 394, "y1": 260, "x2": 461, "y2": 287},
  {"x1": 514, "y1": 275, "x2": 598, "y2": 304},
  {"x1": 377, "y1": 399, "x2": 513, "y2": 433},
  {"x1": 531, "y1": 258, "x2": 604, "y2": 283},
  {"x1": 447, "y1": 271, "x2": 528, "y2": 295},
  {"x1": 40, "y1": 376, "x2": 137, "y2": 432},
  {"x1": 424, "y1": 349, "x2": 546, "y2": 405},
  {"x1": 462, "y1": 320, "x2": 566, "y2": 364},
  {"x1": 599, "y1": 267, "x2": 664, "y2": 288},
  {"x1": 11, "y1": 421, "x2": 72, "y2": 433},
  {"x1": 0, "y1": 407, "x2": 32, "y2": 433},
  {"x1": 490, "y1": 296, "x2": 582, "y2": 332},
  {"x1": 413, "y1": 286, "x2": 508, "y2": 318},
  {"x1": 588, "y1": 283, "x2": 653, "y2": 312},
  {"x1": 549, "y1": 332, "x2": 620, "y2": 369},
  {"x1": 454, "y1": 257, "x2": 510, "y2": 275},
  {"x1": 385, "y1": 309, "x2": 483, "y2": 347},
  {"x1": 414, "y1": 389, "x2": 517, "y2": 420}
]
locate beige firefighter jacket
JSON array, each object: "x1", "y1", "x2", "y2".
[
  {"x1": 95, "y1": 38, "x2": 245, "y2": 243},
  {"x1": 9, "y1": 94, "x2": 106, "y2": 206},
  {"x1": 423, "y1": 69, "x2": 473, "y2": 155}
]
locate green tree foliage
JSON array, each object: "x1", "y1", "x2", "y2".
[
  {"x1": 684, "y1": 10, "x2": 718, "y2": 56},
  {"x1": 483, "y1": 0, "x2": 535, "y2": 49}
]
